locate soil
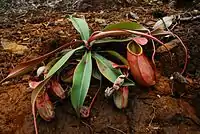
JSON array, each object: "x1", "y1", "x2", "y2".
[{"x1": 0, "y1": 0, "x2": 200, "y2": 134}]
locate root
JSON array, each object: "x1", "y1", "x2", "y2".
[
  {"x1": 81, "y1": 121, "x2": 94, "y2": 134},
  {"x1": 173, "y1": 34, "x2": 188, "y2": 74},
  {"x1": 107, "y1": 125, "x2": 126, "y2": 134}
]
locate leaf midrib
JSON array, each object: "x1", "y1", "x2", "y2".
[{"x1": 95, "y1": 54, "x2": 120, "y2": 82}]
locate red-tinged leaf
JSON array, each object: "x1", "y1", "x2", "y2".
[
  {"x1": 0, "y1": 40, "x2": 83, "y2": 83},
  {"x1": 113, "y1": 86, "x2": 129, "y2": 109},
  {"x1": 36, "y1": 92, "x2": 55, "y2": 121},
  {"x1": 132, "y1": 37, "x2": 148, "y2": 45},
  {"x1": 50, "y1": 79, "x2": 66, "y2": 99},
  {"x1": 29, "y1": 81, "x2": 42, "y2": 89},
  {"x1": 61, "y1": 66, "x2": 75, "y2": 83},
  {"x1": 112, "y1": 63, "x2": 129, "y2": 69},
  {"x1": 31, "y1": 77, "x2": 51, "y2": 134},
  {"x1": 0, "y1": 59, "x2": 44, "y2": 83},
  {"x1": 151, "y1": 28, "x2": 170, "y2": 36}
]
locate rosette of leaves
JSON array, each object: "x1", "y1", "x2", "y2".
[{"x1": 0, "y1": 15, "x2": 188, "y2": 134}]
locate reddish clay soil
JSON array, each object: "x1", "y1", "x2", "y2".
[{"x1": 0, "y1": 1, "x2": 200, "y2": 134}]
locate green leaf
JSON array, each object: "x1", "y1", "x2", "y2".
[
  {"x1": 103, "y1": 22, "x2": 148, "y2": 31},
  {"x1": 123, "y1": 78, "x2": 135, "y2": 86},
  {"x1": 92, "y1": 38, "x2": 132, "y2": 44},
  {"x1": 69, "y1": 15, "x2": 90, "y2": 40},
  {"x1": 47, "y1": 46, "x2": 84, "y2": 77},
  {"x1": 100, "y1": 50, "x2": 129, "y2": 66},
  {"x1": 71, "y1": 51, "x2": 92, "y2": 116},
  {"x1": 92, "y1": 67, "x2": 102, "y2": 80},
  {"x1": 93, "y1": 53, "x2": 134, "y2": 86},
  {"x1": 92, "y1": 53, "x2": 122, "y2": 83}
]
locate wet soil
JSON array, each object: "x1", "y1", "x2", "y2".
[{"x1": 0, "y1": 1, "x2": 200, "y2": 134}]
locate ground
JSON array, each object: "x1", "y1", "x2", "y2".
[{"x1": 0, "y1": 1, "x2": 200, "y2": 134}]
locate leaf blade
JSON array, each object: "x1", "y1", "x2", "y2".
[
  {"x1": 47, "y1": 46, "x2": 84, "y2": 77},
  {"x1": 1, "y1": 41, "x2": 83, "y2": 83},
  {"x1": 100, "y1": 50, "x2": 129, "y2": 66},
  {"x1": 71, "y1": 51, "x2": 92, "y2": 115},
  {"x1": 92, "y1": 53, "x2": 122, "y2": 83},
  {"x1": 69, "y1": 15, "x2": 90, "y2": 40},
  {"x1": 103, "y1": 22, "x2": 148, "y2": 31},
  {"x1": 153, "y1": 15, "x2": 174, "y2": 30},
  {"x1": 93, "y1": 53, "x2": 134, "y2": 86},
  {"x1": 31, "y1": 77, "x2": 51, "y2": 134}
]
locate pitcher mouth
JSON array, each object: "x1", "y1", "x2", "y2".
[{"x1": 127, "y1": 41, "x2": 143, "y2": 56}]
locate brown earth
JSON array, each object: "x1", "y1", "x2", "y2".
[{"x1": 0, "y1": 1, "x2": 200, "y2": 134}]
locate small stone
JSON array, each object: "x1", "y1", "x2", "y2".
[
  {"x1": 1, "y1": 39, "x2": 28, "y2": 55},
  {"x1": 129, "y1": 12, "x2": 139, "y2": 20}
]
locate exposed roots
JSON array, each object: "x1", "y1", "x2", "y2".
[
  {"x1": 173, "y1": 34, "x2": 188, "y2": 74},
  {"x1": 107, "y1": 125, "x2": 126, "y2": 134}
]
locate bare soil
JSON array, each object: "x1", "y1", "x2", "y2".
[{"x1": 0, "y1": 1, "x2": 200, "y2": 134}]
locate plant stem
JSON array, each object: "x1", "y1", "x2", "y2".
[{"x1": 88, "y1": 30, "x2": 165, "y2": 45}]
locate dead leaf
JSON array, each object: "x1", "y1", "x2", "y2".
[
  {"x1": 1, "y1": 39, "x2": 28, "y2": 55},
  {"x1": 95, "y1": 18, "x2": 106, "y2": 25},
  {"x1": 156, "y1": 39, "x2": 180, "y2": 53},
  {"x1": 153, "y1": 15, "x2": 174, "y2": 30}
]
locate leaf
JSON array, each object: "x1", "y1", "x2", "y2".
[
  {"x1": 103, "y1": 22, "x2": 148, "y2": 31},
  {"x1": 36, "y1": 92, "x2": 55, "y2": 121},
  {"x1": 113, "y1": 86, "x2": 129, "y2": 109},
  {"x1": 69, "y1": 15, "x2": 90, "y2": 40},
  {"x1": 92, "y1": 53, "x2": 121, "y2": 83},
  {"x1": 71, "y1": 51, "x2": 92, "y2": 116},
  {"x1": 153, "y1": 15, "x2": 174, "y2": 30},
  {"x1": 123, "y1": 78, "x2": 135, "y2": 86},
  {"x1": 92, "y1": 38, "x2": 132, "y2": 44},
  {"x1": 100, "y1": 50, "x2": 129, "y2": 66},
  {"x1": 47, "y1": 46, "x2": 84, "y2": 77},
  {"x1": 92, "y1": 67, "x2": 102, "y2": 80},
  {"x1": 31, "y1": 77, "x2": 51, "y2": 134},
  {"x1": 0, "y1": 40, "x2": 83, "y2": 83},
  {"x1": 0, "y1": 57, "x2": 46, "y2": 83},
  {"x1": 132, "y1": 37, "x2": 148, "y2": 45},
  {"x1": 92, "y1": 53, "x2": 134, "y2": 87},
  {"x1": 31, "y1": 46, "x2": 84, "y2": 133},
  {"x1": 151, "y1": 28, "x2": 170, "y2": 36}
]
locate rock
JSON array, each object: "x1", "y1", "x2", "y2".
[{"x1": 1, "y1": 39, "x2": 28, "y2": 55}]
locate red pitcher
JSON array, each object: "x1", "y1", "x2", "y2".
[{"x1": 127, "y1": 41, "x2": 156, "y2": 87}]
